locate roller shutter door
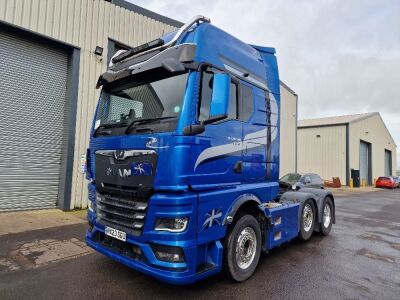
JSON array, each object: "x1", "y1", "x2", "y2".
[
  {"x1": 0, "y1": 30, "x2": 69, "y2": 211},
  {"x1": 359, "y1": 141, "x2": 370, "y2": 185},
  {"x1": 384, "y1": 150, "x2": 392, "y2": 176}
]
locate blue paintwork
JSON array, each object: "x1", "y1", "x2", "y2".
[
  {"x1": 85, "y1": 21, "x2": 296, "y2": 285},
  {"x1": 263, "y1": 203, "x2": 300, "y2": 250}
]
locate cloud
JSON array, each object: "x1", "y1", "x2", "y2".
[{"x1": 129, "y1": 0, "x2": 400, "y2": 168}]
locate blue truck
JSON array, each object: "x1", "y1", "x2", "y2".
[{"x1": 85, "y1": 15, "x2": 335, "y2": 285}]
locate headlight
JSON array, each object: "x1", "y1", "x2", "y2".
[{"x1": 154, "y1": 217, "x2": 188, "y2": 233}]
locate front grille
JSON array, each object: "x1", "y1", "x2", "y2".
[{"x1": 96, "y1": 191, "x2": 150, "y2": 236}]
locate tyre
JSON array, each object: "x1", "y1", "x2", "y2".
[
  {"x1": 299, "y1": 199, "x2": 316, "y2": 241},
  {"x1": 224, "y1": 214, "x2": 261, "y2": 282},
  {"x1": 320, "y1": 197, "x2": 333, "y2": 236}
]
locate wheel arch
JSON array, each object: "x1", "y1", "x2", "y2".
[{"x1": 223, "y1": 193, "x2": 264, "y2": 226}]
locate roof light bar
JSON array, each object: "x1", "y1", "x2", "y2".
[{"x1": 111, "y1": 15, "x2": 210, "y2": 65}]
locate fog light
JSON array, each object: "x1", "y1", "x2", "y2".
[
  {"x1": 132, "y1": 245, "x2": 142, "y2": 259},
  {"x1": 151, "y1": 244, "x2": 185, "y2": 263},
  {"x1": 154, "y1": 217, "x2": 188, "y2": 233}
]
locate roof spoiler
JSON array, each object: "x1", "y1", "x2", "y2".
[{"x1": 111, "y1": 15, "x2": 210, "y2": 65}]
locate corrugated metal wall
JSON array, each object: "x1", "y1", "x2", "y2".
[
  {"x1": 279, "y1": 83, "x2": 297, "y2": 177},
  {"x1": 0, "y1": 0, "x2": 177, "y2": 209},
  {"x1": 349, "y1": 114, "x2": 397, "y2": 180},
  {"x1": 298, "y1": 125, "x2": 347, "y2": 183}
]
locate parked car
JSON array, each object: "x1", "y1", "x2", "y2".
[
  {"x1": 375, "y1": 177, "x2": 397, "y2": 189},
  {"x1": 392, "y1": 176, "x2": 400, "y2": 188},
  {"x1": 280, "y1": 173, "x2": 325, "y2": 190}
]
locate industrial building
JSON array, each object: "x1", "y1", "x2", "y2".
[
  {"x1": 298, "y1": 113, "x2": 397, "y2": 186},
  {"x1": 279, "y1": 82, "x2": 298, "y2": 177},
  {"x1": 0, "y1": 0, "x2": 298, "y2": 211},
  {"x1": 0, "y1": 0, "x2": 180, "y2": 211}
]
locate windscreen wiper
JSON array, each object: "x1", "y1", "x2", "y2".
[
  {"x1": 125, "y1": 116, "x2": 177, "y2": 134},
  {"x1": 93, "y1": 123, "x2": 126, "y2": 137}
]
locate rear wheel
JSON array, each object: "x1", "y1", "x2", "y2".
[
  {"x1": 320, "y1": 197, "x2": 333, "y2": 236},
  {"x1": 224, "y1": 214, "x2": 261, "y2": 282},
  {"x1": 299, "y1": 199, "x2": 315, "y2": 241}
]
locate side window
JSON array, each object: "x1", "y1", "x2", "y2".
[
  {"x1": 239, "y1": 84, "x2": 254, "y2": 121},
  {"x1": 199, "y1": 71, "x2": 239, "y2": 121},
  {"x1": 313, "y1": 174, "x2": 323, "y2": 183},
  {"x1": 228, "y1": 81, "x2": 238, "y2": 119},
  {"x1": 199, "y1": 72, "x2": 213, "y2": 121}
]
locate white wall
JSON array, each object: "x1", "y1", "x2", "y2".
[
  {"x1": 298, "y1": 125, "x2": 347, "y2": 184},
  {"x1": 349, "y1": 114, "x2": 397, "y2": 180},
  {"x1": 279, "y1": 83, "x2": 297, "y2": 177}
]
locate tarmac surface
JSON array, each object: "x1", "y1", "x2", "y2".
[{"x1": 0, "y1": 188, "x2": 399, "y2": 299}]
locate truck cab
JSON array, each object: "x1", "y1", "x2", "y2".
[{"x1": 85, "y1": 16, "x2": 335, "y2": 285}]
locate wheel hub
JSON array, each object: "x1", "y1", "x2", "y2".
[
  {"x1": 235, "y1": 227, "x2": 257, "y2": 270},
  {"x1": 303, "y1": 204, "x2": 314, "y2": 232},
  {"x1": 323, "y1": 204, "x2": 331, "y2": 228}
]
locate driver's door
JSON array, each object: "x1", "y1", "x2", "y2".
[{"x1": 191, "y1": 70, "x2": 242, "y2": 186}]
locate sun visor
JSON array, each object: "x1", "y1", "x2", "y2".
[{"x1": 97, "y1": 43, "x2": 196, "y2": 89}]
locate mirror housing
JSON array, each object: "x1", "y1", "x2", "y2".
[{"x1": 209, "y1": 73, "x2": 230, "y2": 117}]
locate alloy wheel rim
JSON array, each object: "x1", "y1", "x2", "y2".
[
  {"x1": 323, "y1": 204, "x2": 331, "y2": 228},
  {"x1": 235, "y1": 227, "x2": 257, "y2": 270},
  {"x1": 303, "y1": 204, "x2": 314, "y2": 232}
]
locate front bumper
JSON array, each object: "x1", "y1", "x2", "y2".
[
  {"x1": 86, "y1": 185, "x2": 223, "y2": 285},
  {"x1": 85, "y1": 226, "x2": 222, "y2": 285}
]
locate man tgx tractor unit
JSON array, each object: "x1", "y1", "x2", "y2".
[{"x1": 85, "y1": 15, "x2": 335, "y2": 284}]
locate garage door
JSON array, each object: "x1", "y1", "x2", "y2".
[
  {"x1": 384, "y1": 150, "x2": 392, "y2": 176},
  {"x1": 359, "y1": 141, "x2": 370, "y2": 185},
  {"x1": 0, "y1": 30, "x2": 69, "y2": 211}
]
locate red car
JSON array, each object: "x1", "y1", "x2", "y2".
[{"x1": 375, "y1": 177, "x2": 397, "y2": 189}]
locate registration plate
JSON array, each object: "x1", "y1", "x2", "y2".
[{"x1": 105, "y1": 226, "x2": 126, "y2": 242}]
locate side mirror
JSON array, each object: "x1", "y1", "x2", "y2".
[
  {"x1": 183, "y1": 115, "x2": 227, "y2": 136},
  {"x1": 209, "y1": 73, "x2": 230, "y2": 117},
  {"x1": 305, "y1": 177, "x2": 311, "y2": 184},
  {"x1": 292, "y1": 184, "x2": 300, "y2": 191}
]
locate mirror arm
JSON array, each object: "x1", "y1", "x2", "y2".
[
  {"x1": 203, "y1": 114, "x2": 228, "y2": 125},
  {"x1": 182, "y1": 114, "x2": 227, "y2": 136}
]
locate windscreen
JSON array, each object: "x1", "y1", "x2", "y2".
[
  {"x1": 94, "y1": 72, "x2": 188, "y2": 135},
  {"x1": 280, "y1": 173, "x2": 301, "y2": 183}
]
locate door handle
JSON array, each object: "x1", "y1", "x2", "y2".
[{"x1": 234, "y1": 161, "x2": 243, "y2": 173}]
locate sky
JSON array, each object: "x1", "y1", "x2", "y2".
[{"x1": 129, "y1": 0, "x2": 400, "y2": 168}]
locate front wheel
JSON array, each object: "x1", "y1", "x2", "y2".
[{"x1": 224, "y1": 214, "x2": 261, "y2": 282}]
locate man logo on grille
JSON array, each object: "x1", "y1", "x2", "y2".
[
  {"x1": 114, "y1": 150, "x2": 125, "y2": 160},
  {"x1": 118, "y1": 169, "x2": 131, "y2": 177}
]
